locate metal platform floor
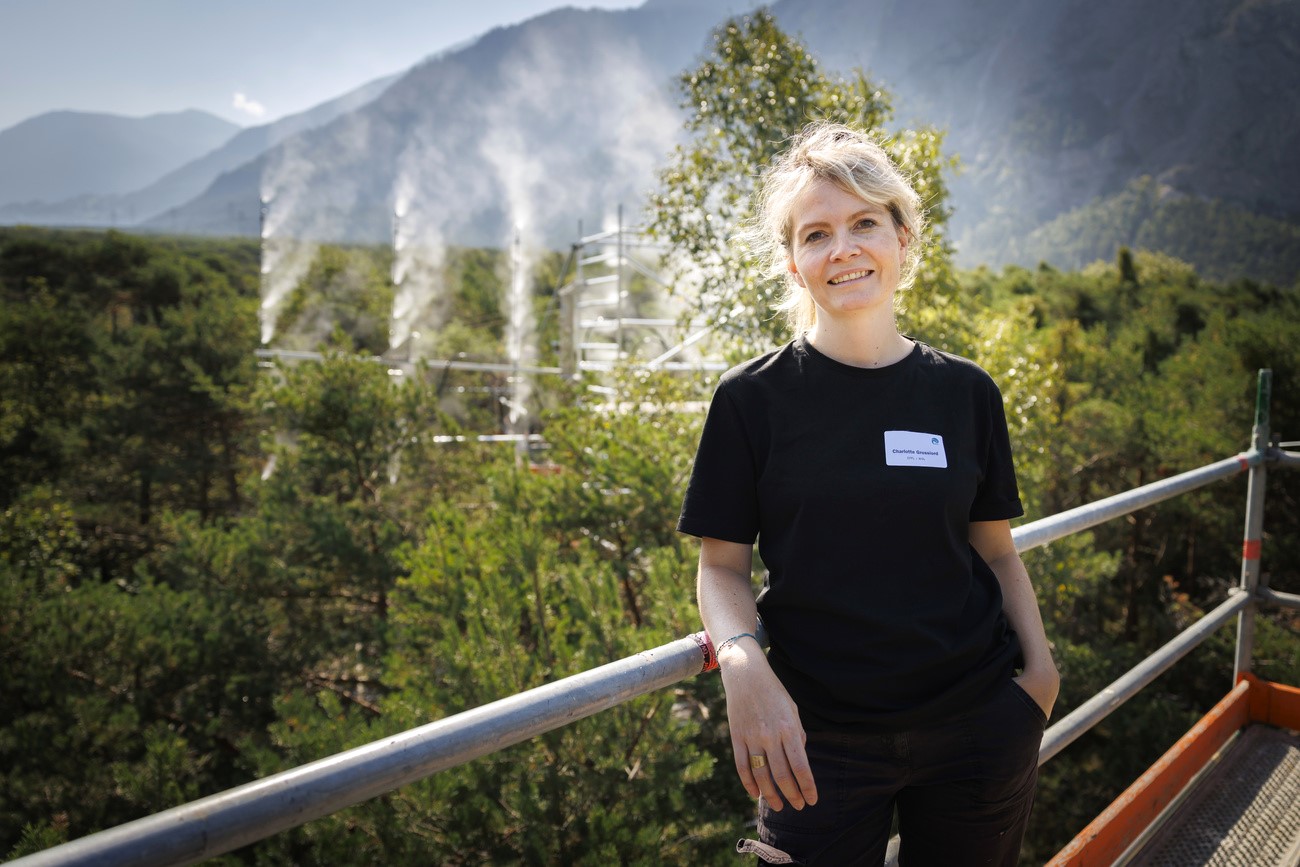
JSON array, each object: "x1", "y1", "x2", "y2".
[{"x1": 1124, "y1": 724, "x2": 1300, "y2": 866}]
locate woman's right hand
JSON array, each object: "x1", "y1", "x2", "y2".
[
  {"x1": 696, "y1": 537, "x2": 817, "y2": 812},
  {"x1": 717, "y1": 639, "x2": 818, "y2": 812}
]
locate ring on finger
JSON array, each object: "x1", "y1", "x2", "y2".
[{"x1": 749, "y1": 753, "x2": 767, "y2": 770}]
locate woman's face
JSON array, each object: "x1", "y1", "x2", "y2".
[{"x1": 786, "y1": 179, "x2": 907, "y2": 324}]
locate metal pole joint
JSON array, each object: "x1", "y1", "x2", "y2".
[{"x1": 1232, "y1": 368, "x2": 1273, "y2": 681}]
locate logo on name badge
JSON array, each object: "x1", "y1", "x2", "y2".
[{"x1": 884, "y1": 430, "x2": 948, "y2": 468}]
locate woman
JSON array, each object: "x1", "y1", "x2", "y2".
[{"x1": 677, "y1": 123, "x2": 1059, "y2": 866}]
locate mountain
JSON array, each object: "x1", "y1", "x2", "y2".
[
  {"x1": 772, "y1": 0, "x2": 1300, "y2": 271},
  {"x1": 0, "y1": 74, "x2": 399, "y2": 229},
  {"x1": 142, "y1": 3, "x2": 733, "y2": 247},
  {"x1": 1003, "y1": 176, "x2": 1300, "y2": 287},
  {"x1": 0, "y1": 109, "x2": 238, "y2": 208},
  {"x1": 5, "y1": 0, "x2": 1296, "y2": 284}
]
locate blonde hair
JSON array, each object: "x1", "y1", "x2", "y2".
[{"x1": 747, "y1": 122, "x2": 925, "y2": 334}]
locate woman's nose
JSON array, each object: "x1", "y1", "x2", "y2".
[{"x1": 829, "y1": 231, "x2": 861, "y2": 260}]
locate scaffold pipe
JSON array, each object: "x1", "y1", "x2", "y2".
[
  {"x1": 1011, "y1": 454, "x2": 1255, "y2": 553},
  {"x1": 1038, "y1": 590, "x2": 1250, "y2": 764},
  {"x1": 1259, "y1": 587, "x2": 1300, "y2": 610},
  {"x1": 1274, "y1": 448, "x2": 1300, "y2": 468},
  {"x1": 9, "y1": 634, "x2": 717, "y2": 867}
]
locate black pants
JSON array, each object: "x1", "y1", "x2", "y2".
[{"x1": 739, "y1": 676, "x2": 1045, "y2": 866}]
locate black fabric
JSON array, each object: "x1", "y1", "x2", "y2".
[
  {"x1": 748, "y1": 675, "x2": 1044, "y2": 866},
  {"x1": 678, "y1": 337, "x2": 1025, "y2": 730}
]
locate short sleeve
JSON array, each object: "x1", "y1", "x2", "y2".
[
  {"x1": 676, "y1": 383, "x2": 761, "y2": 543},
  {"x1": 969, "y1": 377, "x2": 1025, "y2": 522}
]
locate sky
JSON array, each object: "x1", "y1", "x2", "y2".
[{"x1": 0, "y1": 0, "x2": 647, "y2": 132}]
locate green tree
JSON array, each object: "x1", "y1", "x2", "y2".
[
  {"x1": 275, "y1": 245, "x2": 394, "y2": 356},
  {"x1": 247, "y1": 372, "x2": 735, "y2": 864},
  {"x1": 0, "y1": 282, "x2": 96, "y2": 504},
  {"x1": 0, "y1": 490, "x2": 277, "y2": 857},
  {"x1": 0, "y1": 228, "x2": 261, "y2": 578}
]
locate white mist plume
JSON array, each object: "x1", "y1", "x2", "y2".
[
  {"x1": 478, "y1": 91, "x2": 549, "y2": 426},
  {"x1": 259, "y1": 113, "x2": 376, "y2": 346},
  {"x1": 470, "y1": 23, "x2": 683, "y2": 431},
  {"x1": 259, "y1": 135, "x2": 317, "y2": 345},
  {"x1": 388, "y1": 129, "x2": 459, "y2": 357},
  {"x1": 476, "y1": 27, "x2": 680, "y2": 242},
  {"x1": 258, "y1": 234, "x2": 317, "y2": 345}
]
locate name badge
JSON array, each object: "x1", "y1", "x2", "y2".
[{"x1": 884, "y1": 430, "x2": 947, "y2": 468}]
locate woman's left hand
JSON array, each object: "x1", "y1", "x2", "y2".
[{"x1": 1013, "y1": 664, "x2": 1060, "y2": 720}]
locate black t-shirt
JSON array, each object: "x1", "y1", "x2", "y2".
[{"x1": 678, "y1": 337, "x2": 1025, "y2": 730}]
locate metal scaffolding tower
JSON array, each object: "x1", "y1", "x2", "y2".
[{"x1": 555, "y1": 207, "x2": 725, "y2": 379}]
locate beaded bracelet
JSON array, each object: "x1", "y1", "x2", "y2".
[{"x1": 715, "y1": 631, "x2": 758, "y2": 655}]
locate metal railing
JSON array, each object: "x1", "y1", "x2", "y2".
[{"x1": 15, "y1": 370, "x2": 1297, "y2": 867}]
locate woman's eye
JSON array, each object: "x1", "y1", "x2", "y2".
[
  {"x1": 856, "y1": 218, "x2": 878, "y2": 230},
  {"x1": 804, "y1": 230, "x2": 827, "y2": 243}
]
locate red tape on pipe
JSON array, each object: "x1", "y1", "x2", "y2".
[
  {"x1": 1243, "y1": 538, "x2": 1262, "y2": 561},
  {"x1": 693, "y1": 632, "x2": 718, "y2": 672}
]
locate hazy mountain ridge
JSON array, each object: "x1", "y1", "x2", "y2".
[
  {"x1": 0, "y1": 74, "x2": 400, "y2": 230},
  {"x1": 2, "y1": 0, "x2": 1296, "y2": 282},
  {"x1": 1003, "y1": 176, "x2": 1300, "y2": 287},
  {"x1": 0, "y1": 109, "x2": 238, "y2": 207},
  {"x1": 143, "y1": 2, "x2": 730, "y2": 247},
  {"x1": 774, "y1": 0, "x2": 1300, "y2": 271},
  {"x1": 977, "y1": 0, "x2": 1300, "y2": 258}
]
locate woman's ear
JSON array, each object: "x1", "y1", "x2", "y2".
[{"x1": 787, "y1": 256, "x2": 805, "y2": 288}]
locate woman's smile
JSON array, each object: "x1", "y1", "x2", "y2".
[{"x1": 828, "y1": 269, "x2": 874, "y2": 285}]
